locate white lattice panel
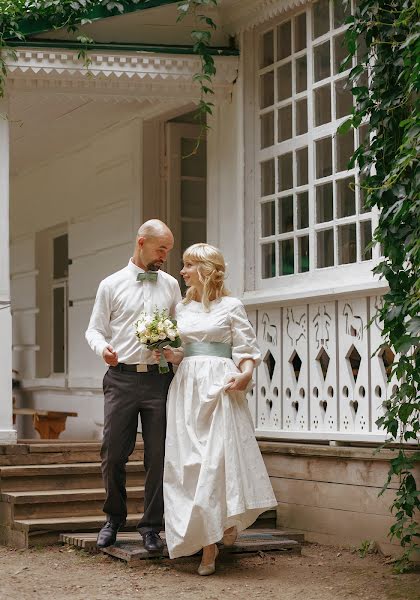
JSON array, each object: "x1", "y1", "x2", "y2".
[
  {"x1": 282, "y1": 305, "x2": 309, "y2": 431},
  {"x1": 338, "y1": 298, "x2": 369, "y2": 434},
  {"x1": 250, "y1": 294, "x2": 393, "y2": 441},
  {"x1": 256, "y1": 308, "x2": 282, "y2": 430},
  {"x1": 309, "y1": 302, "x2": 338, "y2": 433},
  {"x1": 369, "y1": 295, "x2": 398, "y2": 433}
]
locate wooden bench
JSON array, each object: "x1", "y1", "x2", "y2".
[{"x1": 13, "y1": 408, "x2": 78, "y2": 440}]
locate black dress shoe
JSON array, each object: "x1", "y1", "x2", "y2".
[
  {"x1": 141, "y1": 531, "x2": 164, "y2": 552},
  {"x1": 96, "y1": 521, "x2": 123, "y2": 548}
]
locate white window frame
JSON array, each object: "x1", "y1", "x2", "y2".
[{"x1": 248, "y1": 0, "x2": 379, "y2": 293}]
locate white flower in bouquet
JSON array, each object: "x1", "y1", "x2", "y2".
[
  {"x1": 136, "y1": 322, "x2": 147, "y2": 335},
  {"x1": 134, "y1": 308, "x2": 181, "y2": 373}
]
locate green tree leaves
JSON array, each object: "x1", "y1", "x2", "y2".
[{"x1": 342, "y1": 0, "x2": 420, "y2": 572}]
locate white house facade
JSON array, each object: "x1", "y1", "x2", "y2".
[{"x1": 1, "y1": 0, "x2": 392, "y2": 446}]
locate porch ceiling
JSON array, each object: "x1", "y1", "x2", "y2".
[{"x1": 9, "y1": 92, "x2": 188, "y2": 176}]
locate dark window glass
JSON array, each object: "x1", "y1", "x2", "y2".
[
  {"x1": 53, "y1": 286, "x2": 65, "y2": 373},
  {"x1": 53, "y1": 234, "x2": 68, "y2": 280}
]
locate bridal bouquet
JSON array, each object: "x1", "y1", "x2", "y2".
[{"x1": 134, "y1": 308, "x2": 181, "y2": 373}]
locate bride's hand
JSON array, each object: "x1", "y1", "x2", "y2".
[
  {"x1": 152, "y1": 349, "x2": 161, "y2": 362},
  {"x1": 152, "y1": 347, "x2": 179, "y2": 364},
  {"x1": 226, "y1": 372, "x2": 252, "y2": 392},
  {"x1": 161, "y1": 347, "x2": 178, "y2": 363}
]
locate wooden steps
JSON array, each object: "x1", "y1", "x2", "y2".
[
  {"x1": 254, "y1": 508, "x2": 276, "y2": 529},
  {"x1": 60, "y1": 529, "x2": 302, "y2": 560},
  {"x1": 0, "y1": 441, "x2": 145, "y2": 548},
  {"x1": 1, "y1": 486, "x2": 145, "y2": 519},
  {"x1": 60, "y1": 528, "x2": 304, "y2": 553},
  {"x1": 0, "y1": 461, "x2": 144, "y2": 491},
  {"x1": 16, "y1": 513, "x2": 144, "y2": 534},
  {"x1": 2, "y1": 514, "x2": 145, "y2": 548},
  {"x1": 0, "y1": 441, "x2": 287, "y2": 551},
  {"x1": 0, "y1": 441, "x2": 144, "y2": 466}
]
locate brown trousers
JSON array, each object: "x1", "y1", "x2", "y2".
[{"x1": 101, "y1": 366, "x2": 173, "y2": 533}]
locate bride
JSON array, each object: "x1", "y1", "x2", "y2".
[{"x1": 156, "y1": 243, "x2": 276, "y2": 575}]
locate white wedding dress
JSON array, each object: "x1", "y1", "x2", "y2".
[{"x1": 163, "y1": 296, "x2": 277, "y2": 559}]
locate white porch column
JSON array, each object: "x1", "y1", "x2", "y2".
[{"x1": 0, "y1": 95, "x2": 16, "y2": 443}]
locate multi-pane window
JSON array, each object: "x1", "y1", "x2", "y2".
[
  {"x1": 35, "y1": 226, "x2": 68, "y2": 378},
  {"x1": 257, "y1": 0, "x2": 373, "y2": 282}
]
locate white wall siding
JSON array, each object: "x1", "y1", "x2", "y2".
[
  {"x1": 67, "y1": 301, "x2": 105, "y2": 387},
  {"x1": 69, "y1": 239, "x2": 132, "y2": 301},
  {"x1": 10, "y1": 120, "x2": 140, "y2": 239},
  {"x1": 10, "y1": 119, "x2": 142, "y2": 438},
  {"x1": 10, "y1": 236, "x2": 35, "y2": 273}
]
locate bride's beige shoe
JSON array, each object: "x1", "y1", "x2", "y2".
[
  {"x1": 222, "y1": 526, "x2": 238, "y2": 547},
  {"x1": 198, "y1": 545, "x2": 219, "y2": 576}
]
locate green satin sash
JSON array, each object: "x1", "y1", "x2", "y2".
[{"x1": 183, "y1": 342, "x2": 232, "y2": 359}]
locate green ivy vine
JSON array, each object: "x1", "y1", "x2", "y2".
[
  {"x1": 340, "y1": 0, "x2": 420, "y2": 572},
  {"x1": 177, "y1": 0, "x2": 219, "y2": 131},
  {"x1": 0, "y1": 0, "x2": 220, "y2": 125}
]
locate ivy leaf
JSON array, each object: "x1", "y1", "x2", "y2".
[
  {"x1": 394, "y1": 335, "x2": 416, "y2": 355},
  {"x1": 406, "y1": 317, "x2": 420, "y2": 336},
  {"x1": 191, "y1": 29, "x2": 212, "y2": 44},
  {"x1": 398, "y1": 403, "x2": 415, "y2": 423},
  {"x1": 337, "y1": 118, "x2": 353, "y2": 135},
  {"x1": 106, "y1": 2, "x2": 124, "y2": 12}
]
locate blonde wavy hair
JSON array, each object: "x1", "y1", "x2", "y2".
[{"x1": 182, "y1": 243, "x2": 230, "y2": 310}]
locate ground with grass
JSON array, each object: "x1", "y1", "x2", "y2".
[{"x1": 0, "y1": 542, "x2": 418, "y2": 600}]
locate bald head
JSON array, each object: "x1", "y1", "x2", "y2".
[
  {"x1": 133, "y1": 219, "x2": 174, "y2": 271},
  {"x1": 136, "y1": 219, "x2": 173, "y2": 241}
]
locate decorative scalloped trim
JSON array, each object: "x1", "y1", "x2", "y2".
[
  {"x1": 222, "y1": 0, "x2": 308, "y2": 33},
  {"x1": 6, "y1": 49, "x2": 239, "y2": 86}
]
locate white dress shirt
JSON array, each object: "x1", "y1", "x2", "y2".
[{"x1": 85, "y1": 259, "x2": 182, "y2": 364}]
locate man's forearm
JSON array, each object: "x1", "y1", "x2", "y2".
[{"x1": 85, "y1": 328, "x2": 109, "y2": 358}]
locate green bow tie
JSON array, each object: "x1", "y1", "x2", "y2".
[{"x1": 137, "y1": 271, "x2": 158, "y2": 283}]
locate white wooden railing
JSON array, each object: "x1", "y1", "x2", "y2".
[{"x1": 246, "y1": 295, "x2": 395, "y2": 442}]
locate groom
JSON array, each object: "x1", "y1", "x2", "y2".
[{"x1": 86, "y1": 220, "x2": 181, "y2": 551}]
